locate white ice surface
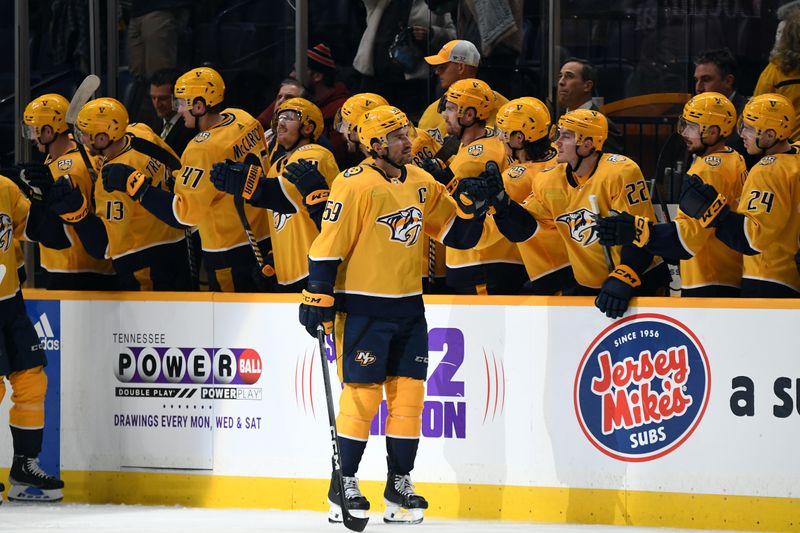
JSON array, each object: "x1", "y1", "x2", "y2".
[{"x1": 0, "y1": 503, "x2": 739, "y2": 533}]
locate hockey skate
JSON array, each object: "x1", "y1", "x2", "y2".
[
  {"x1": 383, "y1": 471, "x2": 428, "y2": 524},
  {"x1": 328, "y1": 474, "x2": 370, "y2": 523},
  {"x1": 7, "y1": 455, "x2": 64, "y2": 502}
]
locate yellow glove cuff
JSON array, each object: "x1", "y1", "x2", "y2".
[
  {"x1": 60, "y1": 193, "x2": 89, "y2": 224},
  {"x1": 242, "y1": 164, "x2": 261, "y2": 200},
  {"x1": 609, "y1": 264, "x2": 642, "y2": 288},
  {"x1": 633, "y1": 216, "x2": 651, "y2": 247},
  {"x1": 700, "y1": 193, "x2": 727, "y2": 228},
  {"x1": 301, "y1": 290, "x2": 334, "y2": 307},
  {"x1": 126, "y1": 171, "x2": 149, "y2": 197},
  {"x1": 305, "y1": 189, "x2": 330, "y2": 206}
]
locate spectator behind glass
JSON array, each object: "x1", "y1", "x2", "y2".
[
  {"x1": 352, "y1": 0, "x2": 455, "y2": 121},
  {"x1": 557, "y1": 58, "x2": 623, "y2": 155},
  {"x1": 693, "y1": 48, "x2": 754, "y2": 167},
  {"x1": 149, "y1": 68, "x2": 196, "y2": 156},
  {"x1": 289, "y1": 44, "x2": 353, "y2": 168},
  {"x1": 754, "y1": 9, "x2": 800, "y2": 141}
]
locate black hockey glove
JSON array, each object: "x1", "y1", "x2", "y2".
[
  {"x1": 679, "y1": 175, "x2": 728, "y2": 227},
  {"x1": 421, "y1": 157, "x2": 457, "y2": 194},
  {"x1": 211, "y1": 159, "x2": 262, "y2": 200},
  {"x1": 282, "y1": 158, "x2": 329, "y2": 216},
  {"x1": 453, "y1": 177, "x2": 490, "y2": 219},
  {"x1": 597, "y1": 211, "x2": 652, "y2": 247},
  {"x1": 102, "y1": 163, "x2": 151, "y2": 201},
  {"x1": 299, "y1": 281, "x2": 335, "y2": 338},
  {"x1": 481, "y1": 161, "x2": 511, "y2": 217},
  {"x1": 595, "y1": 265, "x2": 641, "y2": 319},
  {"x1": 14, "y1": 163, "x2": 54, "y2": 203},
  {"x1": 49, "y1": 176, "x2": 89, "y2": 224}
]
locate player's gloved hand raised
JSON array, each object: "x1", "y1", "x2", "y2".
[
  {"x1": 597, "y1": 211, "x2": 652, "y2": 247},
  {"x1": 299, "y1": 281, "x2": 335, "y2": 338},
  {"x1": 102, "y1": 163, "x2": 151, "y2": 201},
  {"x1": 595, "y1": 265, "x2": 641, "y2": 319},
  {"x1": 679, "y1": 174, "x2": 728, "y2": 227},
  {"x1": 453, "y1": 177, "x2": 490, "y2": 218},
  {"x1": 421, "y1": 158, "x2": 457, "y2": 194},
  {"x1": 481, "y1": 161, "x2": 511, "y2": 217},
  {"x1": 282, "y1": 158, "x2": 329, "y2": 215},
  {"x1": 15, "y1": 163, "x2": 54, "y2": 203},
  {"x1": 49, "y1": 176, "x2": 89, "y2": 223},
  {"x1": 210, "y1": 159, "x2": 262, "y2": 200}
]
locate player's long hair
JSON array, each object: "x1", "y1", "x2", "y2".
[
  {"x1": 524, "y1": 136, "x2": 555, "y2": 161},
  {"x1": 771, "y1": 10, "x2": 800, "y2": 74}
]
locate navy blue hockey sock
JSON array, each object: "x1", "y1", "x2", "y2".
[
  {"x1": 338, "y1": 436, "x2": 367, "y2": 477},
  {"x1": 10, "y1": 427, "x2": 43, "y2": 457},
  {"x1": 386, "y1": 436, "x2": 419, "y2": 475}
]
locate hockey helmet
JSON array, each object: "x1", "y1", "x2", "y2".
[
  {"x1": 357, "y1": 105, "x2": 413, "y2": 150},
  {"x1": 334, "y1": 93, "x2": 389, "y2": 137},
  {"x1": 275, "y1": 97, "x2": 324, "y2": 142},
  {"x1": 552, "y1": 108, "x2": 608, "y2": 150},
  {"x1": 679, "y1": 92, "x2": 736, "y2": 139},
  {"x1": 76, "y1": 97, "x2": 129, "y2": 144},
  {"x1": 22, "y1": 94, "x2": 70, "y2": 140},
  {"x1": 739, "y1": 93, "x2": 795, "y2": 141},
  {"x1": 174, "y1": 67, "x2": 226, "y2": 110},
  {"x1": 442, "y1": 78, "x2": 493, "y2": 121},
  {"x1": 495, "y1": 97, "x2": 551, "y2": 143}
]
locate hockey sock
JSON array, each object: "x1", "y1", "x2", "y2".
[
  {"x1": 386, "y1": 436, "x2": 419, "y2": 476},
  {"x1": 10, "y1": 427, "x2": 43, "y2": 457},
  {"x1": 339, "y1": 435, "x2": 367, "y2": 477}
]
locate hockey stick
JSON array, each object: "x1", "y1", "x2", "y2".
[
  {"x1": 237, "y1": 153, "x2": 273, "y2": 280},
  {"x1": 589, "y1": 194, "x2": 615, "y2": 272},
  {"x1": 315, "y1": 327, "x2": 369, "y2": 533},
  {"x1": 66, "y1": 75, "x2": 101, "y2": 183}
]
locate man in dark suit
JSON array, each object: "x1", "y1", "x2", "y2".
[
  {"x1": 693, "y1": 48, "x2": 757, "y2": 167},
  {"x1": 556, "y1": 58, "x2": 624, "y2": 155},
  {"x1": 149, "y1": 69, "x2": 196, "y2": 156}
]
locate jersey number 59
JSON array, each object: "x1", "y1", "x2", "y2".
[{"x1": 322, "y1": 200, "x2": 343, "y2": 223}]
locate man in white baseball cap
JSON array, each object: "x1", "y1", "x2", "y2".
[{"x1": 418, "y1": 40, "x2": 507, "y2": 148}]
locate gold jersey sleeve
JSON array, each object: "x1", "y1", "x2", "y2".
[
  {"x1": 172, "y1": 109, "x2": 270, "y2": 252},
  {"x1": 97, "y1": 133, "x2": 185, "y2": 259},
  {"x1": 42, "y1": 146, "x2": 114, "y2": 274},
  {"x1": 267, "y1": 143, "x2": 339, "y2": 285},
  {"x1": 675, "y1": 148, "x2": 746, "y2": 289},
  {"x1": 524, "y1": 154, "x2": 661, "y2": 288},
  {"x1": 446, "y1": 136, "x2": 515, "y2": 273},
  {"x1": 737, "y1": 152, "x2": 800, "y2": 290},
  {"x1": 309, "y1": 164, "x2": 456, "y2": 299},
  {"x1": 127, "y1": 123, "x2": 180, "y2": 163},
  {"x1": 417, "y1": 100, "x2": 446, "y2": 145},
  {"x1": 0, "y1": 176, "x2": 31, "y2": 300},
  {"x1": 411, "y1": 128, "x2": 446, "y2": 279}
]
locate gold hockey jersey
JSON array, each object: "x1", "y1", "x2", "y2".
[
  {"x1": 172, "y1": 109, "x2": 270, "y2": 252},
  {"x1": 417, "y1": 90, "x2": 509, "y2": 144},
  {"x1": 96, "y1": 127, "x2": 185, "y2": 259},
  {"x1": 522, "y1": 154, "x2": 661, "y2": 288},
  {"x1": 676, "y1": 147, "x2": 746, "y2": 290},
  {"x1": 309, "y1": 163, "x2": 458, "y2": 314},
  {"x1": 42, "y1": 143, "x2": 114, "y2": 274},
  {"x1": 267, "y1": 143, "x2": 339, "y2": 285},
  {"x1": 411, "y1": 128, "x2": 447, "y2": 279},
  {"x1": 737, "y1": 150, "x2": 800, "y2": 291},
  {"x1": 0, "y1": 176, "x2": 30, "y2": 301}
]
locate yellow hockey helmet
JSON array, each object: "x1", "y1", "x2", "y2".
[
  {"x1": 495, "y1": 97, "x2": 551, "y2": 142},
  {"x1": 554, "y1": 108, "x2": 608, "y2": 150},
  {"x1": 739, "y1": 93, "x2": 795, "y2": 141},
  {"x1": 275, "y1": 97, "x2": 324, "y2": 141},
  {"x1": 334, "y1": 93, "x2": 389, "y2": 136},
  {"x1": 174, "y1": 67, "x2": 225, "y2": 109},
  {"x1": 443, "y1": 78, "x2": 493, "y2": 121},
  {"x1": 22, "y1": 94, "x2": 69, "y2": 140},
  {"x1": 679, "y1": 92, "x2": 736, "y2": 138},
  {"x1": 357, "y1": 105, "x2": 413, "y2": 150},
  {"x1": 76, "y1": 97, "x2": 129, "y2": 144}
]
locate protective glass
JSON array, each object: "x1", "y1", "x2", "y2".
[
  {"x1": 333, "y1": 109, "x2": 351, "y2": 134},
  {"x1": 276, "y1": 110, "x2": 301, "y2": 123},
  {"x1": 677, "y1": 117, "x2": 701, "y2": 137},
  {"x1": 549, "y1": 125, "x2": 575, "y2": 145},
  {"x1": 737, "y1": 116, "x2": 756, "y2": 137},
  {"x1": 173, "y1": 98, "x2": 191, "y2": 113},
  {"x1": 74, "y1": 126, "x2": 91, "y2": 145}
]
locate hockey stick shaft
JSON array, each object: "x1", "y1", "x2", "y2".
[
  {"x1": 589, "y1": 194, "x2": 615, "y2": 272},
  {"x1": 66, "y1": 75, "x2": 101, "y2": 184},
  {"x1": 315, "y1": 327, "x2": 369, "y2": 532}
]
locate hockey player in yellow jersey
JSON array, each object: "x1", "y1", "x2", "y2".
[
  {"x1": 334, "y1": 92, "x2": 388, "y2": 157},
  {"x1": 100, "y1": 67, "x2": 275, "y2": 292},
  {"x1": 678, "y1": 93, "x2": 800, "y2": 297},
  {"x1": 15, "y1": 94, "x2": 116, "y2": 290},
  {"x1": 0, "y1": 175, "x2": 67, "y2": 502},
  {"x1": 461, "y1": 108, "x2": 670, "y2": 317},
  {"x1": 212, "y1": 98, "x2": 339, "y2": 291},
  {"x1": 422, "y1": 78, "x2": 521, "y2": 294},
  {"x1": 299, "y1": 105, "x2": 487, "y2": 525},
  {"x1": 45, "y1": 97, "x2": 190, "y2": 291},
  {"x1": 598, "y1": 92, "x2": 746, "y2": 297},
  {"x1": 486, "y1": 97, "x2": 576, "y2": 294}
]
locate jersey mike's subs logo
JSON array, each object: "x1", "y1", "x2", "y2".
[
  {"x1": 556, "y1": 208, "x2": 599, "y2": 246},
  {"x1": 574, "y1": 314, "x2": 710, "y2": 462},
  {"x1": 377, "y1": 206, "x2": 423, "y2": 247}
]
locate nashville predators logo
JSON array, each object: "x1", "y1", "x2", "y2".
[
  {"x1": 354, "y1": 350, "x2": 376, "y2": 366},
  {"x1": 377, "y1": 206, "x2": 423, "y2": 247},
  {"x1": 556, "y1": 208, "x2": 599, "y2": 246},
  {"x1": 273, "y1": 212, "x2": 292, "y2": 231},
  {"x1": 0, "y1": 213, "x2": 12, "y2": 252}
]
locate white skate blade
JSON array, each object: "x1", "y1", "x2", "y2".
[
  {"x1": 383, "y1": 500, "x2": 424, "y2": 524},
  {"x1": 7, "y1": 484, "x2": 63, "y2": 503},
  {"x1": 327, "y1": 499, "x2": 367, "y2": 523}
]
